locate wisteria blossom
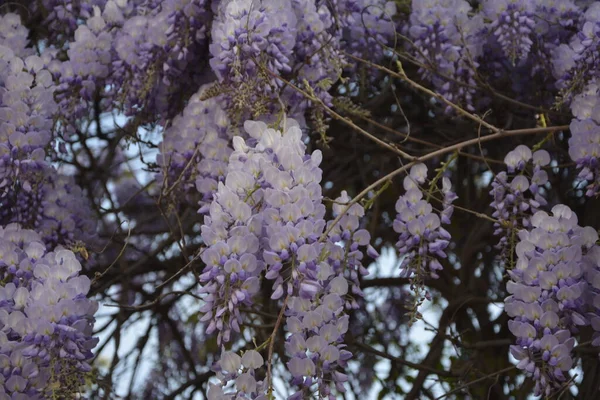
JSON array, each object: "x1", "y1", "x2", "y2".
[{"x1": 505, "y1": 205, "x2": 597, "y2": 397}]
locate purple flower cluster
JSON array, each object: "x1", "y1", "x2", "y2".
[
  {"x1": 584, "y1": 243, "x2": 600, "y2": 347},
  {"x1": 327, "y1": 191, "x2": 377, "y2": 308},
  {"x1": 31, "y1": 0, "x2": 105, "y2": 41},
  {"x1": 546, "y1": 3, "x2": 600, "y2": 198},
  {"x1": 0, "y1": 224, "x2": 98, "y2": 398},
  {"x1": 552, "y1": 2, "x2": 600, "y2": 103},
  {"x1": 283, "y1": 190, "x2": 376, "y2": 398},
  {"x1": 112, "y1": 0, "x2": 211, "y2": 118},
  {"x1": 0, "y1": 17, "x2": 97, "y2": 250},
  {"x1": 197, "y1": 146, "x2": 264, "y2": 345},
  {"x1": 236, "y1": 121, "x2": 368, "y2": 396},
  {"x1": 490, "y1": 145, "x2": 550, "y2": 260},
  {"x1": 404, "y1": 0, "x2": 587, "y2": 111},
  {"x1": 408, "y1": 0, "x2": 484, "y2": 111},
  {"x1": 2, "y1": 169, "x2": 97, "y2": 249},
  {"x1": 238, "y1": 120, "x2": 326, "y2": 300},
  {"x1": 284, "y1": 0, "x2": 341, "y2": 113},
  {"x1": 53, "y1": 0, "x2": 211, "y2": 124},
  {"x1": 0, "y1": 14, "x2": 33, "y2": 59},
  {"x1": 394, "y1": 163, "x2": 456, "y2": 283},
  {"x1": 208, "y1": 349, "x2": 267, "y2": 399},
  {"x1": 156, "y1": 85, "x2": 232, "y2": 209},
  {"x1": 57, "y1": 5, "x2": 116, "y2": 118},
  {"x1": 208, "y1": 0, "x2": 398, "y2": 119},
  {"x1": 284, "y1": 289, "x2": 352, "y2": 398},
  {"x1": 505, "y1": 205, "x2": 597, "y2": 397},
  {"x1": 338, "y1": 0, "x2": 396, "y2": 62},
  {"x1": 202, "y1": 116, "x2": 324, "y2": 397},
  {"x1": 200, "y1": 118, "x2": 375, "y2": 397},
  {"x1": 483, "y1": 0, "x2": 536, "y2": 65},
  {"x1": 0, "y1": 43, "x2": 56, "y2": 197},
  {"x1": 568, "y1": 116, "x2": 600, "y2": 197},
  {"x1": 210, "y1": 0, "x2": 297, "y2": 97}
]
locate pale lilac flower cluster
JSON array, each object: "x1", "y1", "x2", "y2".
[
  {"x1": 568, "y1": 116, "x2": 600, "y2": 196},
  {"x1": 197, "y1": 118, "x2": 321, "y2": 347},
  {"x1": 337, "y1": 0, "x2": 396, "y2": 62},
  {"x1": 490, "y1": 145, "x2": 550, "y2": 259},
  {"x1": 0, "y1": 43, "x2": 56, "y2": 197},
  {"x1": 201, "y1": 117, "x2": 324, "y2": 396},
  {"x1": 565, "y1": 79, "x2": 600, "y2": 196},
  {"x1": 210, "y1": 0, "x2": 297, "y2": 100},
  {"x1": 283, "y1": 192, "x2": 376, "y2": 398},
  {"x1": 0, "y1": 224, "x2": 98, "y2": 398},
  {"x1": 584, "y1": 244, "x2": 600, "y2": 346},
  {"x1": 201, "y1": 119, "x2": 371, "y2": 397},
  {"x1": 552, "y1": 2, "x2": 600, "y2": 103},
  {"x1": 534, "y1": 0, "x2": 580, "y2": 41},
  {"x1": 238, "y1": 120, "x2": 363, "y2": 396},
  {"x1": 2, "y1": 169, "x2": 97, "y2": 249},
  {"x1": 57, "y1": 4, "x2": 116, "y2": 118},
  {"x1": 524, "y1": 0, "x2": 580, "y2": 84},
  {"x1": 208, "y1": 349, "x2": 267, "y2": 400},
  {"x1": 112, "y1": 0, "x2": 211, "y2": 117},
  {"x1": 197, "y1": 147, "x2": 264, "y2": 345},
  {"x1": 208, "y1": 0, "x2": 399, "y2": 118},
  {"x1": 0, "y1": 14, "x2": 33, "y2": 59},
  {"x1": 53, "y1": 0, "x2": 210, "y2": 123},
  {"x1": 483, "y1": 0, "x2": 536, "y2": 64},
  {"x1": 505, "y1": 205, "x2": 597, "y2": 397},
  {"x1": 476, "y1": 0, "x2": 580, "y2": 100},
  {"x1": 0, "y1": 19, "x2": 96, "y2": 249},
  {"x1": 408, "y1": 0, "x2": 484, "y2": 111},
  {"x1": 394, "y1": 163, "x2": 456, "y2": 282},
  {"x1": 31, "y1": 0, "x2": 105, "y2": 41},
  {"x1": 285, "y1": 0, "x2": 341, "y2": 112},
  {"x1": 569, "y1": 79, "x2": 600, "y2": 120},
  {"x1": 548, "y1": 4, "x2": 600, "y2": 197},
  {"x1": 236, "y1": 120, "x2": 326, "y2": 301},
  {"x1": 156, "y1": 86, "x2": 232, "y2": 209},
  {"x1": 327, "y1": 191, "x2": 378, "y2": 309},
  {"x1": 284, "y1": 285, "x2": 352, "y2": 398}
]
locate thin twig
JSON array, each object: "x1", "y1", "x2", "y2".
[
  {"x1": 267, "y1": 295, "x2": 289, "y2": 399},
  {"x1": 319, "y1": 124, "x2": 567, "y2": 242}
]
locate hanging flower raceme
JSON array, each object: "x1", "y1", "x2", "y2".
[
  {"x1": 208, "y1": 349, "x2": 267, "y2": 400},
  {"x1": 1, "y1": 168, "x2": 97, "y2": 249},
  {"x1": 156, "y1": 85, "x2": 232, "y2": 210},
  {"x1": 244, "y1": 121, "x2": 356, "y2": 398},
  {"x1": 56, "y1": 4, "x2": 117, "y2": 119},
  {"x1": 483, "y1": 0, "x2": 536, "y2": 65},
  {"x1": 209, "y1": 0, "x2": 297, "y2": 115},
  {"x1": 282, "y1": 0, "x2": 342, "y2": 115},
  {"x1": 567, "y1": 84, "x2": 600, "y2": 197},
  {"x1": 112, "y1": 0, "x2": 211, "y2": 118},
  {"x1": 407, "y1": 0, "x2": 484, "y2": 112},
  {"x1": 326, "y1": 190, "x2": 377, "y2": 309},
  {"x1": 0, "y1": 35, "x2": 57, "y2": 197},
  {"x1": 0, "y1": 224, "x2": 98, "y2": 399},
  {"x1": 393, "y1": 164, "x2": 456, "y2": 293},
  {"x1": 197, "y1": 131, "x2": 266, "y2": 345},
  {"x1": 204, "y1": 119, "x2": 371, "y2": 398},
  {"x1": 337, "y1": 0, "x2": 397, "y2": 64},
  {"x1": 584, "y1": 243, "x2": 600, "y2": 347},
  {"x1": 490, "y1": 145, "x2": 550, "y2": 263},
  {"x1": 283, "y1": 191, "x2": 377, "y2": 398},
  {"x1": 551, "y1": 2, "x2": 600, "y2": 104},
  {"x1": 0, "y1": 13, "x2": 33, "y2": 59},
  {"x1": 505, "y1": 205, "x2": 597, "y2": 397},
  {"x1": 0, "y1": 21, "x2": 97, "y2": 250},
  {"x1": 30, "y1": 0, "x2": 104, "y2": 42}
]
